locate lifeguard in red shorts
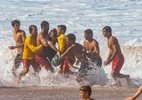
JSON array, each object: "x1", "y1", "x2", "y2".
[
  {"x1": 102, "y1": 26, "x2": 130, "y2": 87},
  {"x1": 17, "y1": 25, "x2": 42, "y2": 84}
]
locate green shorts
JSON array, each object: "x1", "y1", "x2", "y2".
[{"x1": 51, "y1": 54, "x2": 61, "y2": 67}]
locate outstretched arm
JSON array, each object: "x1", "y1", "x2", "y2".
[
  {"x1": 124, "y1": 86, "x2": 142, "y2": 100},
  {"x1": 9, "y1": 31, "x2": 26, "y2": 49}
]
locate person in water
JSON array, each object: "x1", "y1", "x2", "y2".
[
  {"x1": 102, "y1": 26, "x2": 130, "y2": 87},
  {"x1": 79, "y1": 85, "x2": 95, "y2": 100},
  {"x1": 9, "y1": 20, "x2": 26, "y2": 78},
  {"x1": 83, "y1": 29, "x2": 102, "y2": 67},
  {"x1": 16, "y1": 25, "x2": 42, "y2": 84}
]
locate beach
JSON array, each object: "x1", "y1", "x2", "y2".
[
  {"x1": 0, "y1": 86, "x2": 141, "y2": 100},
  {"x1": 0, "y1": 0, "x2": 142, "y2": 100}
]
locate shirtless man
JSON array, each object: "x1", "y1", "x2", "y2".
[
  {"x1": 60, "y1": 34, "x2": 89, "y2": 81},
  {"x1": 36, "y1": 21, "x2": 59, "y2": 72},
  {"x1": 102, "y1": 26, "x2": 130, "y2": 87},
  {"x1": 84, "y1": 29, "x2": 102, "y2": 67},
  {"x1": 9, "y1": 20, "x2": 26, "y2": 78},
  {"x1": 17, "y1": 25, "x2": 42, "y2": 84}
]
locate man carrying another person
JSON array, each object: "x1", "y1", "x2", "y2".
[{"x1": 36, "y1": 21, "x2": 59, "y2": 73}]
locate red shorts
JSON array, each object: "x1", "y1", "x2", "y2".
[
  {"x1": 60, "y1": 59, "x2": 75, "y2": 74},
  {"x1": 60, "y1": 60, "x2": 70, "y2": 74},
  {"x1": 112, "y1": 54, "x2": 124, "y2": 72},
  {"x1": 22, "y1": 59, "x2": 40, "y2": 72},
  {"x1": 35, "y1": 54, "x2": 53, "y2": 71}
]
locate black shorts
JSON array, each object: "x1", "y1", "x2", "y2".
[{"x1": 14, "y1": 53, "x2": 22, "y2": 68}]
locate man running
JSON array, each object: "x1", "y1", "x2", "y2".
[
  {"x1": 102, "y1": 26, "x2": 130, "y2": 87},
  {"x1": 16, "y1": 25, "x2": 42, "y2": 84},
  {"x1": 84, "y1": 29, "x2": 102, "y2": 67},
  {"x1": 9, "y1": 20, "x2": 26, "y2": 78}
]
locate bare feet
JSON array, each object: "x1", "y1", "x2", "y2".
[{"x1": 15, "y1": 78, "x2": 20, "y2": 84}]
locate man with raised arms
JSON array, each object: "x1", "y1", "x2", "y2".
[
  {"x1": 84, "y1": 29, "x2": 102, "y2": 67},
  {"x1": 9, "y1": 20, "x2": 26, "y2": 78},
  {"x1": 102, "y1": 26, "x2": 130, "y2": 87},
  {"x1": 36, "y1": 21, "x2": 59, "y2": 72},
  {"x1": 16, "y1": 25, "x2": 42, "y2": 84}
]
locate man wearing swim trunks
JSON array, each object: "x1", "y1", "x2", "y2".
[
  {"x1": 102, "y1": 26, "x2": 130, "y2": 87},
  {"x1": 60, "y1": 34, "x2": 89, "y2": 82},
  {"x1": 9, "y1": 20, "x2": 26, "y2": 78},
  {"x1": 36, "y1": 21, "x2": 59, "y2": 73},
  {"x1": 56, "y1": 25, "x2": 76, "y2": 75},
  {"x1": 84, "y1": 29, "x2": 102, "y2": 67},
  {"x1": 16, "y1": 25, "x2": 42, "y2": 84}
]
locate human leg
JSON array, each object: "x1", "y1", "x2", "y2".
[
  {"x1": 35, "y1": 54, "x2": 53, "y2": 72},
  {"x1": 12, "y1": 53, "x2": 22, "y2": 77},
  {"x1": 16, "y1": 59, "x2": 30, "y2": 84}
]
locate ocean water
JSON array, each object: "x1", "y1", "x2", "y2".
[{"x1": 0, "y1": 0, "x2": 142, "y2": 90}]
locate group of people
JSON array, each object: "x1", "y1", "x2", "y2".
[{"x1": 9, "y1": 19, "x2": 130, "y2": 87}]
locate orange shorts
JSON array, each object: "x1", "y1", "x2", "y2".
[
  {"x1": 112, "y1": 54, "x2": 124, "y2": 73},
  {"x1": 22, "y1": 59, "x2": 40, "y2": 72}
]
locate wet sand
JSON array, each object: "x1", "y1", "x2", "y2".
[{"x1": 0, "y1": 86, "x2": 141, "y2": 100}]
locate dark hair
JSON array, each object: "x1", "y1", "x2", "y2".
[
  {"x1": 84, "y1": 29, "x2": 93, "y2": 36},
  {"x1": 29, "y1": 25, "x2": 37, "y2": 33},
  {"x1": 79, "y1": 85, "x2": 92, "y2": 96},
  {"x1": 41, "y1": 21, "x2": 49, "y2": 28},
  {"x1": 67, "y1": 33, "x2": 76, "y2": 43},
  {"x1": 57, "y1": 25, "x2": 66, "y2": 34},
  {"x1": 49, "y1": 28, "x2": 57, "y2": 36},
  {"x1": 11, "y1": 20, "x2": 20, "y2": 27},
  {"x1": 103, "y1": 26, "x2": 112, "y2": 34}
]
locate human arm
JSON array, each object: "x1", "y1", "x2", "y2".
[
  {"x1": 60, "y1": 46, "x2": 73, "y2": 60},
  {"x1": 89, "y1": 41, "x2": 100, "y2": 56},
  {"x1": 47, "y1": 40, "x2": 59, "y2": 52},
  {"x1": 27, "y1": 37, "x2": 43, "y2": 53},
  {"x1": 9, "y1": 31, "x2": 26, "y2": 49},
  {"x1": 104, "y1": 38, "x2": 117, "y2": 65},
  {"x1": 124, "y1": 86, "x2": 142, "y2": 100}
]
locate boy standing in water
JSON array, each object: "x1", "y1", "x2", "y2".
[
  {"x1": 79, "y1": 85, "x2": 94, "y2": 100},
  {"x1": 102, "y1": 26, "x2": 130, "y2": 87},
  {"x1": 9, "y1": 20, "x2": 26, "y2": 78}
]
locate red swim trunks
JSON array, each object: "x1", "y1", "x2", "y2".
[
  {"x1": 22, "y1": 59, "x2": 40, "y2": 72},
  {"x1": 112, "y1": 54, "x2": 124, "y2": 73},
  {"x1": 35, "y1": 54, "x2": 53, "y2": 72}
]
